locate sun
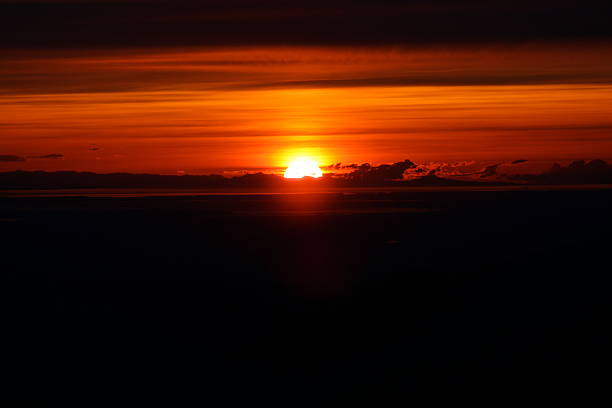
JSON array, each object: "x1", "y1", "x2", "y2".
[{"x1": 284, "y1": 157, "x2": 323, "y2": 179}]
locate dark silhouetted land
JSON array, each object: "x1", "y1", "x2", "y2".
[{"x1": 5, "y1": 186, "x2": 611, "y2": 402}]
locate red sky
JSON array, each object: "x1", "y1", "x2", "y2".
[{"x1": 2, "y1": 6, "x2": 612, "y2": 175}]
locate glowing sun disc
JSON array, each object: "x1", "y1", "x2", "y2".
[{"x1": 284, "y1": 158, "x2": 323, "y2": 179}]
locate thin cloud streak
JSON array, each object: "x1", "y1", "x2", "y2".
[{"x1": 2, "y1": 45, "x2": 612, "y2": 95}]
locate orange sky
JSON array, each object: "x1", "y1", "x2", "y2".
[{"x1": 1, "y1": 44, "x2": 612, "y2": 174}]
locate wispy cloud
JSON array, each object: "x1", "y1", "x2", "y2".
[
  {"x1": 27, "y1": 153, "x2": 64, "y2": 159},
  {"x1": 0, "y1": 154, "x2": 25, "y2": 162}
]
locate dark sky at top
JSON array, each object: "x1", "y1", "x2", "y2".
[{"x1": 3, "y1": 0, "x2": 612, "y2": 49}]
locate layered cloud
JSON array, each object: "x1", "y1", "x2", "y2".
[
  {"x1": 508, "y1": 160, "x2": 612, "y2": 184},
  {"x1": 3, "y1": 45, "x2": 612, "y2": 96},
  {"x1": 27, "y1": 154, "x2": 64, "y2": 159},
  {"x1": 0, "y1": 154, "x2": 25, "y2": 162},
  {"x1": 0, "y1": 153, "x2": 64, "y2": 162}
]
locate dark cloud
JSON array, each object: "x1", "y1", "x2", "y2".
[
  {"x1": 473, "y1": 159, "x2": 531, "y2": 178},
  {"x1": 2, "y1": 1, "x2": 611, "y2": 49},
  {"x1": 403, "y1": 161, "x2": 476, "y2": 180},
  {"x1": 402, "y1": 159, "x2": 532, "y2": 180},
  {"x1": 343, "y1": 160, "x2": 416, "y2": 184},
  {"x1": 458, "y1": 160, "x2": 531, "y2": 179},
  {"x1": 479, "y1": 163, "x2": 503, "y2": 178},
  {"x1": 0, "y1": 153, "x2": 64, "y2": 163},
  {"x1": 0, "y1": 154, "x2": 25, "y2": 162},
  {"x1": 343, "y1": 160, "x2": 507, "y2": 186},
  {"x1": 0, "y1": 169, "x2": 279, "y2": 189},
  {"x1": 27, "y1": 154, "x2": 64, "y2": 159},
  {"x1": 324, "y1": 163, "x2": 364, "y2": 171},
  {"x1": 363, "y1": 158, "x2": 612, "y2": 186},
  {"x1": 325, "y1": 163, "x2": 342, "y2": 170},
  {"x1": 509, "y1": 159, "x2": 612, "y2": 184}
]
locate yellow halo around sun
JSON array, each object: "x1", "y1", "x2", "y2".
[{"x1": 283, "y1": 157, "x2": 323, "y2": 179}]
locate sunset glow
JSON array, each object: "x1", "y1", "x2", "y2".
[{"x1": 2, "y1": 45, "x2": 612, "y2": 174}]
